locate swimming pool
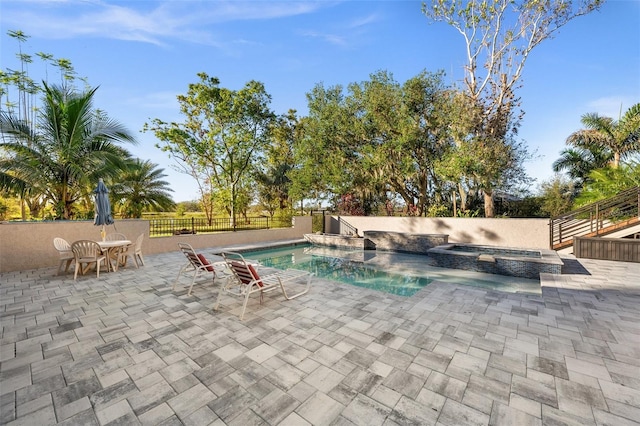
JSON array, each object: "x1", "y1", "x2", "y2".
[{"x1": 239, "y1": 243, "x2": 542, "y2": 297}]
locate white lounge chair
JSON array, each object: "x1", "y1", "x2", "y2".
[{"x1": 215, "y1": 251, "x2": 312, "y2": 320}]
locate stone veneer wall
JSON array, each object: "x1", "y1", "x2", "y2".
[
  {"x1": 303, "y1": 234, "x2": 374, "y2": 250},
  {"x1": 364, "y1": 231, "x2": 448, "y2": 254}
]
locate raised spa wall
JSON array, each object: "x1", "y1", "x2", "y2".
[
  {"x1": 304, "y1": 231, "x2": 448, "y2": 253},
  {"x1": 427, "y1": 243, "x2": 563, "y2": 279}
]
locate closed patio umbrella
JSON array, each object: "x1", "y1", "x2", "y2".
[{"x1": 94, "y1": 178, "x2": 114, "y2": 241}]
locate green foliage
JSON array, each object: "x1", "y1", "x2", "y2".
[
  {"x1": 538, "y1": 175, "x2": 576, "y2": 217},
  {"x1": 575, "y1": 162, "x2": 640, "y2": 206},
  {"x1": 423, "y1": 0, "x2": 601, "y2": 216},
  {"x1": 109, "y1": 159, "x2": 175, "y2": 218},
  {"x1": 566, "y1": 103, "x2": 640, "y2": 168},
  {"x1": 145, "y1": 73, "x2": 275, "y2": 224},
  {"x1": 1, "y1": 83, "x2": 137, "y2": 219}
]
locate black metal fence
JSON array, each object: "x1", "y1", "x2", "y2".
[{"x1": 149, "y1": 216, "x2": 292, "y2": 237}]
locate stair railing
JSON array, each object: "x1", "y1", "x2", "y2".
[{"x1": 550, "y1": 186, "x2": 640, "y2": 249}]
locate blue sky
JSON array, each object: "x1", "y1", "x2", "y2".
[{"x1": 1, "y1": 0, "x2": 639, "y2": 202}]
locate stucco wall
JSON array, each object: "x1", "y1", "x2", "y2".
[
  {"x1": 0, "y1": 217, "x2": 311, "y2": 273},
  {"x1": 326, "y1": 216, "x2": 550, "y2": 249}
]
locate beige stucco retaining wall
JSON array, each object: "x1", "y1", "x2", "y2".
[
  {"x1": 0, "y1": 217, "x2": 311, "y2": 273},
  {"x1": 326, "y1": 216, "x2": 550, "y2": 250}
]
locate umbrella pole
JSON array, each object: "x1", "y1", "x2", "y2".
[{"x1": 101, "y1": 225, "x2": 106, "y2": 241}]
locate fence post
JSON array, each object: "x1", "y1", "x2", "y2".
[{"x1": 191, "y1": 217, "x2": 195, "y2": 234}]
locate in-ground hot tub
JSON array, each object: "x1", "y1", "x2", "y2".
[{"x1": 427, "y1": 243, "x2": 563, "y2": 279}]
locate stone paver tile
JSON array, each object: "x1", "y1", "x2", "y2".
[
  {"x1": 605, "y1": 399, "x2": 640, "y2": 424},
  {"x1": 5, "y1": 404, "x2": 57, "y2": 426},
  {"x1": 252, "y1": 387, "x2": 300, "y2": 425},
  {"x1": 56, "y1": 408, "x2": 99, "y2": 426},
  {"x1": 311, "y1": 345, "x2": 345, "y2": 367},
  {"x1": 413, "y1": 350, "x2": 452, "y2": 374},
  {"x1": 0, "y1": 365, "x2": 32, "y2": 396},
  {"x1": 304, "y1": 365, "x2": 345, "y2": 393},
  {"x1": 207, "y1": 386, "x2": 258, "y2": 423},
  {"x1": 50, "y1": 375, "x2": 101, "y2": 408},
  {"x1": 511, "y1": 375, "x2": 557, "y2": 408},
  {"x1": 424, "y1": 371, "x2": 467, "y2": 402},
  {"x1": 182, "y1": 405, "x2": 220, "y2": 426},
  {"x1": 439, "y1": 398, "x2": 490, "y2": 426},
  {"x1": 55, "y1": 396, "x2": 92, "y2": 422},
  {"x1": 167, "y1": 382, "x2": 216, "y2": 420},
  {"x1": 16, "y1": 393, "x2": 52, "y2": 418},
  {"x1": 599, "y1": 379, "x2": 640, "y2": 407},
  {"x1": 128, "y1": 379, "x2": 177, "y2": 416},
  {"x1": 487, "y1": 353, "x2": 526, "y2": 377},
  {"x1": 593, "y1": 408, "x2": 640, "y2": 426},
  {"x1": 265, "y1": 363, "x2": 305, "y2": 391},
  {"x1": 341, "y1": 394, "x2": 391, "y2": 426},
  {"x1": 245, "y1": 343, "x2": 279, "y2": 364},
  {"x1": 509, "y1": 393, "x2": 541, "y2": 419},
  {"x1": 565, "y1": 356, "x2": 612, "y2": 381},
  {"x1": 462, "y1": 390, "x2": 494, "y2": 415},
  {"x1": 526, "y1": 355, "x2": 569, "y2": 380},
  {"x1": 489, "y1": 401, "x2": 541, "y2": 426},
  {"x1": 159, "y1": 358, "x2": 199, "y2": 383},
  {"x1": 1, "y1": 392, "x2": 16, "y2": 423},
  {"x1": 213, "y1": 342, "x2": 246, "y2": 362},
  {"x1": 541, "y1": 404, "x2": 596, "y2": 426},
  {"x1": 296, "y1": 391, "x2": 344, "y2": 426},
  {"x1": 387, "y1": 395, "x2": 438, "y2": 425},
  {"x1": 90, "y1": 377, "x2": 138, "y2": 411},
  {"x1": 280, "y1": 412, "x2": 312, "y2": 426},
  {"x1": 342, "y1": 366, "x2": 383, "y2": 396},
  {"x1": 95, "y1": 399, "x2": 135, "y2": 425},
  {"x1": 466, "y1": 374, "x2": 510, "y2": 404},
  {"x1": 449, "y1": 352, "x2": 488, "y2": 376},
  {"x1": 137, "y1": 402, "x2": 175, "y2": 426},
  {"x1": 370, "y1": 385, "x2": 402, "y2": 408},
  {"x1": 556, "y1": 377, "x2": 607, "y2": 418},
  {"x1": 381, "y1": 369, "x2": 424, "y2": 399}
]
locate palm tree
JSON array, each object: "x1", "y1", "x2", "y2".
[
  {"x1": 110, "y1": 159, "x2": 175, "y2": 218},
  {"x1": 566, "y1": 103, "x2": 640, "y2": 168},
  {"x1": 0, "y1": 83, "x2": 136, "y2": 219},
  {"x1": 552, "y1": 143, "x2": 613, "y2": 187}
]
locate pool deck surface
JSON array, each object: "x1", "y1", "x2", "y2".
[{"x1": 1, "y1": 241, "x2": 640, "y2": 425}]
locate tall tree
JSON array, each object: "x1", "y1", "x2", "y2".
[
  {"x1": 145, "y1": 73, "x2": 274, "y2": 225},
  {"x1": 109, "y1": 159, "x2": 175, "y2": 218},
  {"x1": 566, "y1": 103, "x2": 640, "y2": 168},
  {"x1": 422, "y1": 0, "x2": 602, "y2": 216},
  {"x1": 0, "y1": 83, "x2": 136, "y2": 219},
  {"x1": 552, "y1": 143, "x2": 613, "y2": 188}
]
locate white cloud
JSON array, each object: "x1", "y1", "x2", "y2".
[
  {"x1": 0, "y1": 0, "x2": 333, "y2": 47},
  {"x1": 586, "y1": 96, "x2": 637, "y2": 119}
]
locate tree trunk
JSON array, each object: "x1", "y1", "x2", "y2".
[{"x1": 484, "y1": 191, "x2": 495, "y2": 218}]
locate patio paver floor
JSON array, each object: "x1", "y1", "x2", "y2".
[{"x1": 1, "y1": 245, "x2": 639, "y2": 425}]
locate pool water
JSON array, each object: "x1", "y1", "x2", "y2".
[{"x1": 240, "y1": 244, "x2": 542, "y2": 297}]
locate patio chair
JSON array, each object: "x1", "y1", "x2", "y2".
[
  {"x1": 173, "y1": 243, "x2": 224, "y2": 295},
  {"x1": 215, "y1": 251, "x2": 312, "y2": 320},
  {"x1": 116, "y1": 233, "x2": 145, "y2": 269},
  {"x1": 53, "y1": 237, "x2": 74, "y2": 275},
  {"x1": 71, "y1": 240, "x2": 107, "y2": 280}
]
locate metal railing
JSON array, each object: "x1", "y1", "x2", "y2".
[
  {"x1": 337, "y1": 216, "x2": 359, "y2": 236},
  {"x1": 550, "y1": 186, "x2": 640, "y2": 249},
  {"x1": 149, "y1": 216, "x2": 292, "y2": 237}
]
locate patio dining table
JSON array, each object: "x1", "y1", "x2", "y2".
[{"x1": 97, "y1": 239, "x2": 131, "y2": 272}]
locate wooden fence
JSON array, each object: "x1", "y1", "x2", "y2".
[{"x1": 573, "y1": 236, "x2": 640, "y2": 263}]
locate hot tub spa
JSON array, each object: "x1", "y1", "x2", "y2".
[{"x1": 427, "y1": 243, "x2": 563, "y2": 279}]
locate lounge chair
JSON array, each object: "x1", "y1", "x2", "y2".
[
  {"x1": 215, "y1": 251, "x2": 312, "y2": 320},
  {"x1": 173, "y1": 243, "x2": 224, "y2": 295}
]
